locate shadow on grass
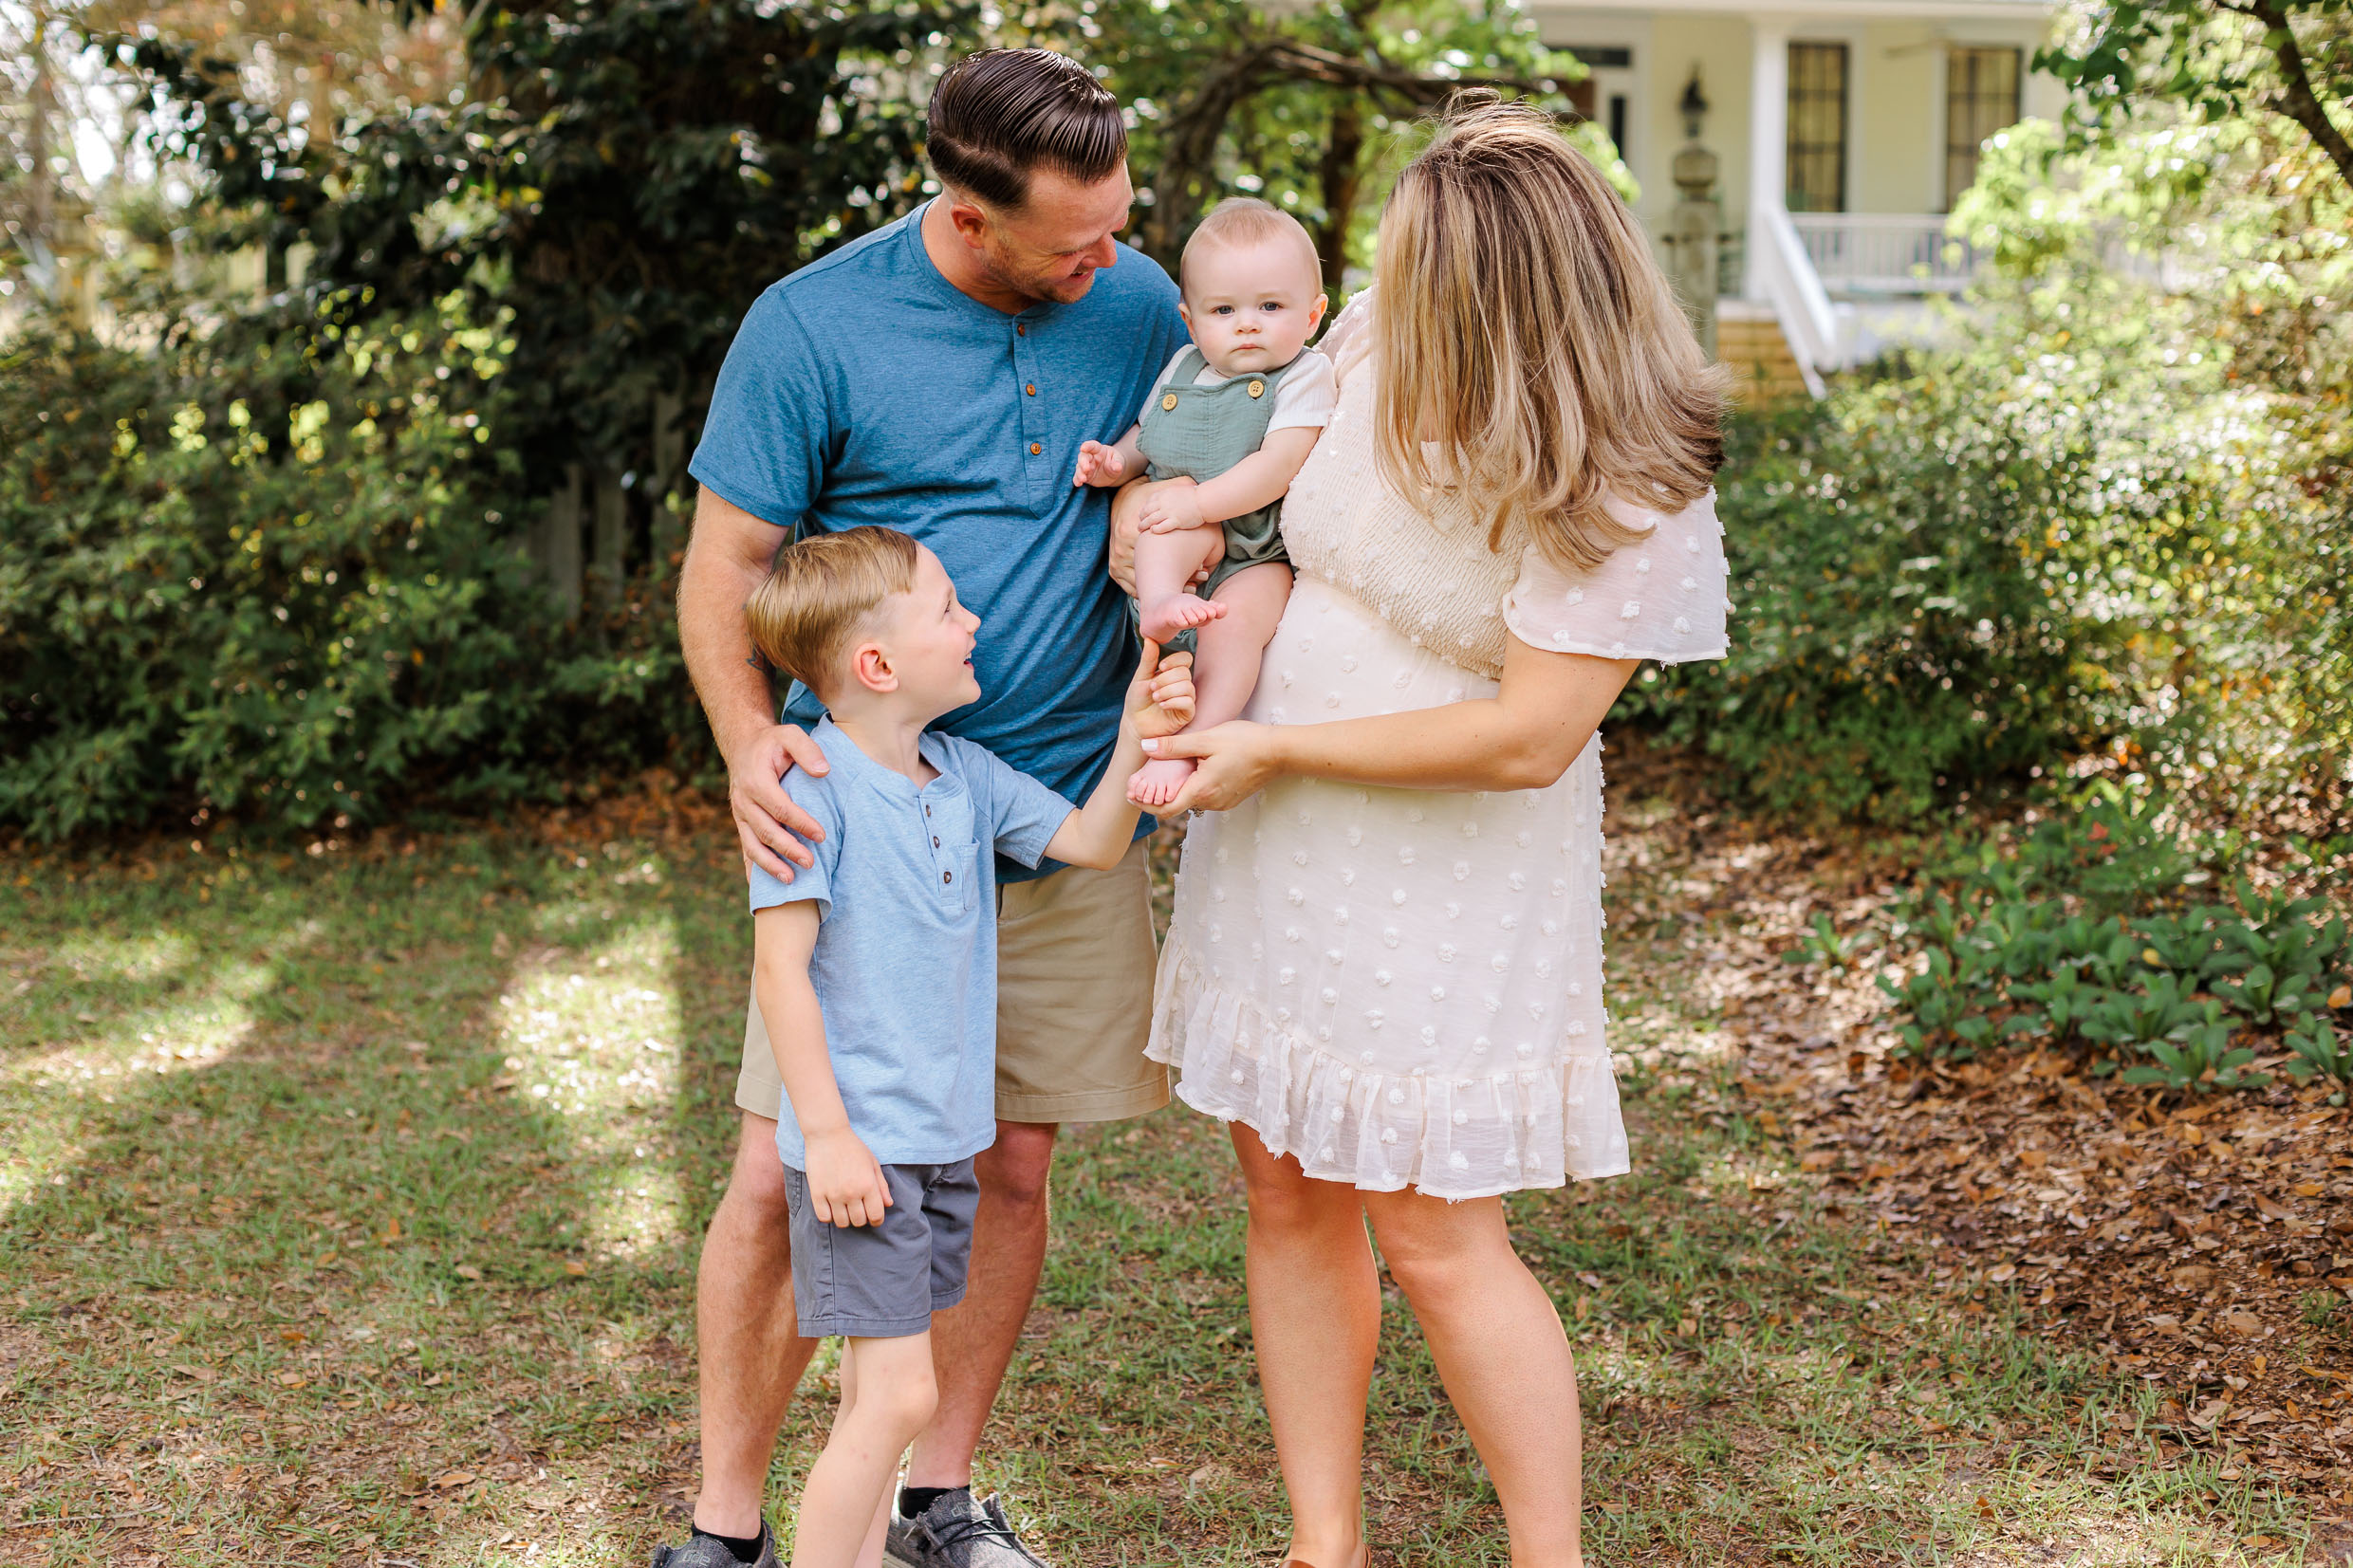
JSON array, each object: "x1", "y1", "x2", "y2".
[{"x1": 0, "y1": 826, "x2": 756, "y2": 1562}]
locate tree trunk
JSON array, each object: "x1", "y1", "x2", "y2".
[
  {"x1": 1314, "y1": 96, "x2": 1363, "y2": 292},
  {"x1": 27, "y1": 12, "x2": 54, "y2": 267}
]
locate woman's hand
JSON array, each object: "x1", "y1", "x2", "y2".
[{"x1": 1143, "y1": 721, "x2": 1287, "y2": 813}]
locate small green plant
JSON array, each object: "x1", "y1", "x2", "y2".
[
  {"x1": 2081, "y1": 973, "x2": 2210, "y2": 1051},
  {"x1": 2119, "y1": 1002, "x2": 2268, "y2": 1091},
  {"x1": 2300, "y1": 1290, "x2": 2346, "y2": 1331},
  {"x1": 1783, "y1": 912, "x2": 1866, "y2": 969},
  {"x1": 1880, "y1": 949, "x2": 1995, "y2": 1061},
  {"x1": 2282, "y1": 1014, "x2": 2353, "y2": 1100},
  {"x1": 2007, "y1": 966, "x2": 2115, "y2": 1045}
]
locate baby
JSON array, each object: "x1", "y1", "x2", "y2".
[{"x1": 1074, "y1": 197, "x2": 1334, "y2": 805}]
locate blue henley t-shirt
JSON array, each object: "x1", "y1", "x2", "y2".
[{"x1": 690, "y1": 204, "x2": 1189, "y2": 878}]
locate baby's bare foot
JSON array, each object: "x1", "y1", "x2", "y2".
[
  {"x1": 1138, "y1": 594, "x2": 1226, "y2": 644},
  {"x1": 1127, "y1": 756, "x2": 1197, "y2": 807}
]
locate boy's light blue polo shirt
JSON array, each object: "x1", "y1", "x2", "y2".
[
  {"x1": 690, "y1": 203, "x2": 1189, "y2": 879},
  {"x1": 747, "y1": 720, "x2": 1075, "y2": 1170}
]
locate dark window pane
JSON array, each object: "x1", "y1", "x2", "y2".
[
  {"x1": 1944, "y1": 46, "x2": 2020, "y2": 207},
  {"x1": 1786, "y1": 42, "x2": 1848, "y2": 213}
]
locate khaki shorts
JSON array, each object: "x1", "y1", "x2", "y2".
[{"x1": 735, "y1": 838, "x2": 1168, "y2": 1127}]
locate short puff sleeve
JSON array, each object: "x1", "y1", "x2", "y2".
[
  {"x1": 1314, "y1": 288, "x2": 1378, "y2": 390},
  {"x1": 1502, "y1": 489, "x2": 1731, "y2": 665}
]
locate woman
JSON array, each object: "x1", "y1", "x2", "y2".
[{"x1": 1130, "y1": 99, "x2": 1732, "y2": 1566}]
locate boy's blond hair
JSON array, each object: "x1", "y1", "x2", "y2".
[
  {"x1": 745, "y1": 526, "x2": 922, "y2": 696},
  {"x1": 1178, "y1": 197, "x2": 1322, "y2": 297}
]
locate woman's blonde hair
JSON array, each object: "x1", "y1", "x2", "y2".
[
  {"x1": 1374, "y1": 94, "x2": 1729, "y2": 569},
  {"x1": 745, "y1": 525, "x2": 921, "y2": 694}
]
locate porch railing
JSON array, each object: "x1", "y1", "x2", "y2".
[
  {"x1": 1788, "y1": 212, "x2": 1981, "y2": 293},
  {"x1": 1750, "y1": 202, "x2": 1839, "y2": 398}
]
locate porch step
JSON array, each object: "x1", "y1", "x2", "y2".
[{"x1": 1714, "y1": 305, "x2": 1808, "y2": 403}]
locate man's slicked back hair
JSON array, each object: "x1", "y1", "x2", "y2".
[{"x1": 926, "y1": 48, "x2": 1127, "y2": 211}]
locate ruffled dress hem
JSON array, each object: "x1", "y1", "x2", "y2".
[{"x1": 1147, "y1": 938, "x2": 1631, "y2": 1200}]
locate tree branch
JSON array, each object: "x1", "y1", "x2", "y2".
[
  {"x1": 1136, "y1": 31, "x2": 1568, "y2": 264},
  {"x1": 2248, "y1": 0, "x2": 2353, "y2": 190}
]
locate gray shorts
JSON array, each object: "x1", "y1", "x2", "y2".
[{"x1": 782, "y1": 1157, "x2": 981, "y2": 1338}]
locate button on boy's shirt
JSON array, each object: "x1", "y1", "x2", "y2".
[
  {"x1": 690, "y1": 204, "x2": 1188, "y2": 876},
  {"x1": 747, "y1": 720, "x2": 1075, "y2": 1170}
]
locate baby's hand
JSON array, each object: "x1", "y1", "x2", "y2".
[
  {"x1": 1137, "y1": 480, "x2": 1208, "y2": 534},
  {"x1": 1074, "y1": 440, "x2": 1128, "y2": 488}
]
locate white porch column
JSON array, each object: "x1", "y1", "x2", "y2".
[{"x1": 1745, "y1": 17, "x2": 1789, "y2": 303}]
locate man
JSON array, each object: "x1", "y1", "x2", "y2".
[{"x1": 656, "y1": 47, "x2": 1193, "y2": 1568}]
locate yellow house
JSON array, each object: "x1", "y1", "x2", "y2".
[{"x1": 1529, "y1": 0, "x2": 2061, "y2": 392}]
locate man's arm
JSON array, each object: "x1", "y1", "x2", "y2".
[
  {"x1": 752, "y1": 902, "x2": 890, "y2": 1227},
  {"x1": 677, "y1": 486, "x2": 830, "y2": 878}
]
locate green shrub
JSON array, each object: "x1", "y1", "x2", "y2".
[
  {"x1": 0, "y1": 301, "x2": 691, "y2": 841},
  {"x1": 1624, "y1": 387, "x2": 2121, "y2": 823},
  {"x1": 1624, "y1": 119, "x2": 2352, "y2": 826}
]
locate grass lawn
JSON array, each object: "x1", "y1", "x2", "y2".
[{"x1": 0, "y1": 790, "x2": 2316, "y2": 1564}]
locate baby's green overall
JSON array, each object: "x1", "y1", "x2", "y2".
[{"x1": 1132, "y1": 345, "x2": 1298, "y2": 655}]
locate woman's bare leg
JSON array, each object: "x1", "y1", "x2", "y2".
[
  {"x1": 1362, "y1": 1189, "x2": 1584, "y2": 1568},
  {"x1": 1129, "y1": 562, "x2": 1291, "y2": 805},
  {"x1": 1134, "y1": 526, "x2": 1230, "y2": 644},
  {"x1": 1231, "y1": 1123, "x2": 1380, "y2": 1568}
]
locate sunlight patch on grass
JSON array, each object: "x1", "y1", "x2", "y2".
[{"x1": 490, "y1": 916, "x2": 694, "y2": 1262}]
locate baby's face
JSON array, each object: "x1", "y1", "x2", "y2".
[{"x1": 1180, "y1": 237, "x2": 1327, "y2": 378}]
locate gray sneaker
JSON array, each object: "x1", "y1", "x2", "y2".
[
  {"x1": 885, "y1": 1487, "x2": 1052, "y2": 1568},
  {"x1": 651, "y1": 1522, "x2": 780, "y2": 1568}
]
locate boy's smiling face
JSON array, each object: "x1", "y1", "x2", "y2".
[
  {"x1": 850, "y1": 544, "x2": 983, "y2": 717},
  {"x1": 1179, "y1": 236, "x2": 1327, "y2": 378}
]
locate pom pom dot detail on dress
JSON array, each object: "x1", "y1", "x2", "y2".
[{"x1": 1144, "y1": 298, "x2": 1719, "y2": 1197}]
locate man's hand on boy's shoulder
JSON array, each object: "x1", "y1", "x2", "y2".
[{"x1": 729, "y1": 722, "x2": 832, "y2": 882}]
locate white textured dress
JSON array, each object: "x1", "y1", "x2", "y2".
[{"x1": 1144, "y1": 302, "x2": 1732, "y2": 1200}]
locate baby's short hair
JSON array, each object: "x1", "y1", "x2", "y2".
[
  {"x1": 1179, "y1": 197, "x2": 1322, "y2": 297},
  {"x1": 746, "y1": 526, "x2": 922, "y2": 695}
]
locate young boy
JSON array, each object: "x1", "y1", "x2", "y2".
[
  {"x1": 739, "y1": 526, "x2": 1178, "y2": 1568},
  {"x1": 1072, "y1": 197, "x2": 1334, "y2": 807}
]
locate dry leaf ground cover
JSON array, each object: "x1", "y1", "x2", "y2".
[
  {"x1": 1591, "y1": 758, "x2": 2353, "y2": 1535},
  {"x1": 0, "y1": 770, "x2": 2336, "y2": 1565}
]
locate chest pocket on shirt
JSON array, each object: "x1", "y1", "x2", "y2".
[
  {"x1": 922, "y1": 788, "x2": 981, "y2": 914},
  {"x1": 938, "y1": 840, "x2": 981, "y2": 914}
]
